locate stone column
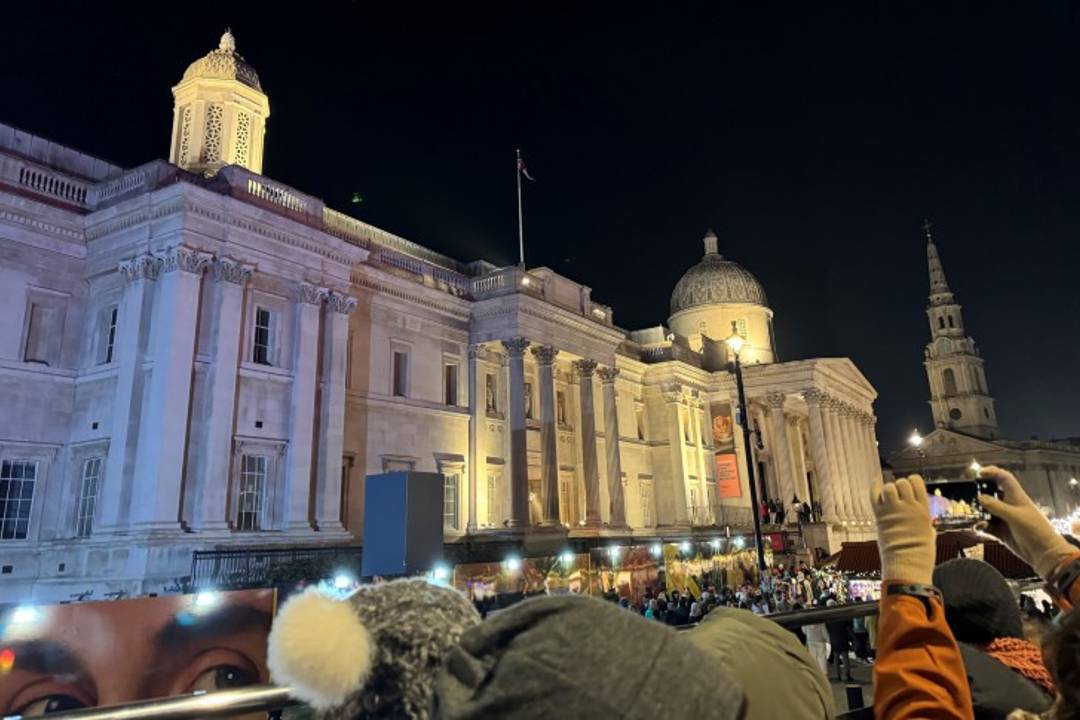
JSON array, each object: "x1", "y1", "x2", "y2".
[
  {"x1": 837, "y1": 406, "x2": 866, "y2": 520},
  {"x1": 314, "y1": 291, "x2": 357, "y2": 532},
  {"x1": 865, "y1": 414, "x2": 883, "y2": 483},
  {"x1": 823, "y1": 397, "x2": 854, "y2": 520},
  {"x1": 789, "y1": 416, "x2": 810, "y2": 502},
  {"x1": 466, "y1": 344, "x2": 481, "y2": 532},
  {"x1": 803, "y1": 389, "x2": 839, "y2": 522},
  {"x1": 766, "y1": 393, "x2": 796, "y2": 516},
  {"x1": 131, "y1": 245, "x2": 212, "y2": 531},
  {"x1": 690, "y1": 396, "x2": 709, "y2": 521},
  {"x1": 574, "y1": 359, "x2": 602, "y2": 527},
  {"x1": 599, "y1": 366, "x2": 627, "y2": 527},
  {"x1": 283, "y1": 282, "x2": 327, "y2": 531},
  {"x1": 664, "y1": 388, "x2": 691, "y2": 526},
  {"x1": 503, "y1": 338, "x2": 530, "y2": 527},
  {"x1": 854, "y1": 411, "x2": 877, "y2": 519},
  {"x1": 532, "y1": 345, "x2": 561, "y2": 526},
  {"x1": 189, "y1": 257, "x2": 253, "y2": 530},
  {"x1": 99, "y1": 254, "x2": 160, "y2": 532}
]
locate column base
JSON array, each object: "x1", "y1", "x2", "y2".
[{"x1": 285, "y1": 521, "x2": 316, "y2": 533}]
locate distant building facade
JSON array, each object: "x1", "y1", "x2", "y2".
[
  {"x1": 0, "y1": 32, "x2": 881, "y2": 602},
  {"x1": 890, "y1": 225, "x2": 1080, "y2": 515}
]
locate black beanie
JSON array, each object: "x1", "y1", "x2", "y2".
[{"x1": 932, "y1": 558, "x2": 1023, "y2": 644}]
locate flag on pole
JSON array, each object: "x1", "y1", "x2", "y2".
[{"x1": 517, "y1": 156, "x2": 535, "y2": 181}]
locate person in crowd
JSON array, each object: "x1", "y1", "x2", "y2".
[
  {"x1": 932, "y1": 558, "x2": 1054, "y2": 718},
  {"x1": 872, "y1": 466, "x2": 1080, "y2": 720},
  {"x1": 644, "y1": 598, "x2": 658, "y2": 620},
  {"x1": 851, "y1": 599, "x2": 870, "y2": 661},
  {"x1": 825, "y1": 599, "x2": 855, "y2": 682},
  {"x1": 804, "y1": 602, "x2": 832, "y2": 675}
]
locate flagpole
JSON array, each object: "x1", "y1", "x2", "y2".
[{"x1": 516, "y1": 148, "x2": 525, "y2": 269}]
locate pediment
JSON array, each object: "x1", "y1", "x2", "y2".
[{"x1": 890, "y1": 428, "x2": 1002, "y2": 462}]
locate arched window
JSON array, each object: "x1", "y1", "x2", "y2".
[
  {"x1": 943, "y1": 368, "x2": 958, "y2": 395},
  {"x1": 938, "y1": 316, "x2": 946, "y2": 330},
  {"x1": 947, "y1": 315, "x2": 955, "y2": 328}
]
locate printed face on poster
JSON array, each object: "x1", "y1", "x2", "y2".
[{"x1": 0, "y1": 589, "x2": 276, "y2": 717}]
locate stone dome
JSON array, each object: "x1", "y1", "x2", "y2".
[
  {"x1": 669, "y1": 230, "x2": 769, "y2": 315},
  {"x1": 181, "y1": 30, "x2": 262, "y2": 91}
]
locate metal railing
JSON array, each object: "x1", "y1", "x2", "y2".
[
  {"x1": 21, "y1": 602, "x2": 879, "y2": 720},
  {"x1": 190, "y1": 545, "x2": 362, "y2": 591}
]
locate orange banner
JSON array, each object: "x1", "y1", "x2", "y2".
[{"x1": 715, "y1": 453, "x2": 741, "y2": 498}]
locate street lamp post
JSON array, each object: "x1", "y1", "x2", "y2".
[
  {"x1": 725, "y1": 322, "x2": 767, "y2": 575},
  {"x1": 909, "y1": 429, "x2": 926, "y2": 478}
]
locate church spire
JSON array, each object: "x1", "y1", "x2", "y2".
[
  {"x1": 924, "y1": 219, "x2": 953, "y2": 305},
  {"x1": 918, "y1": 220, "x2": 998, "y2": 439}
]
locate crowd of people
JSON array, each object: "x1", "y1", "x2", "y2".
[{"x1": 266, "y1": 464, "x2": 1080, "y2": 719}]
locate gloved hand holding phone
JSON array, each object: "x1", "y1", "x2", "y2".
[{"x1": 976, "y1": 465, "x2": 1076, "y2": 580}]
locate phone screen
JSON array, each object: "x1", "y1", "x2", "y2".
[{"x1": 925, "y1": 479, "x2": 997, "y2": 528}]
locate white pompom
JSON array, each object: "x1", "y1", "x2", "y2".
[{"x1": 267, "y1": 588, "x2": 374, "y2": 709}]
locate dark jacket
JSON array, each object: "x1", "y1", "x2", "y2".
[
  {"x1": 957, "y1": 643, "x2": 1052, "y2": 720},
  {"x1": 825, "y1": 619, "x2": 851, "y2": 654}
]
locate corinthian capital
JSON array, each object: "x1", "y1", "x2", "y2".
[
  {"x1": 160, "y1": 245, "x2": 212, "y2": 275},
  {"x1": 802, "y1": 388, "x2": 824, "y2": 406},
  {"x1": 212, "y1": 256, "x2": 254, "y2": 284},
  {"x1": 296, "y1": 282, "x2": 329, "y2": 306},
  {"x1": 118, "y1": 253, "x2": 162, "y2": 284},
  {"x1": 766, "y1": 392, "x2": 786, "y2": 409},
  {"x1": 327, "y1": 291, "x2": 358, "y2": 315},
  {"x1": 573, "y1": 358, "x2": 598, "y2": 378},
  {"x1": 502, "y1": 337, "x2": 530, "y2": 358},
  {"x1": 597, "y1": 366, "x2": 620, "y2": 384},
  {"x1": 531, "y1": 345, "x2": 559, "y2": 365}
]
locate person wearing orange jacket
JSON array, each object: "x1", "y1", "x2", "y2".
[
  {"x1": 871, "y1": 474, "x2": 975, "y2": 719},
  {"x1": 871, "y1": 467, "x2": 1080, "y2": 720}
]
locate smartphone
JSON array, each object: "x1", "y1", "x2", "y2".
[{"x1": 925, "y1": 478, "x2": 998, "y2": 529}]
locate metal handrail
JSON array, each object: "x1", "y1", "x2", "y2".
[
  {"x1": 3, "y1": 686, "x2": 298, "y2": 720},
  {"x1": 17, "y1": 602, "x2": 881, "y2": 720}
]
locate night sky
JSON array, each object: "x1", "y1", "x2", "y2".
[{"x1": 4, "y1": 2, "x2": 1079, "y2": 452}]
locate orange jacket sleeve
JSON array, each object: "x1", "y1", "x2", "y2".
[{"x1": 873, "y1": 582, "x2": 974, "y2": 720}]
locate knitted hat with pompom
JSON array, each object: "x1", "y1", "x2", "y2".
[{"x1": 267, "y1": 578, "x2": 480, "y2": 720}]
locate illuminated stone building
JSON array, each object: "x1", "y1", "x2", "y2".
[{"x1": 0, "y1": 32, "x2": 881, "y2": 601}]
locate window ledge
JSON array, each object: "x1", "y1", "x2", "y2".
[{"x1": 239, "y1": 362, "x2": 293, "y2": 380}]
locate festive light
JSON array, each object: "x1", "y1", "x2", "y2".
[
  {"x1": 333, "y1": 574, "x2": 353, "y2": 590},
  {"x1": 650, "y1": 543, "x2": 662, "y2": 558},
  {"x1": 0, "y1": 648, "x2": 14, "y2": 674},
  {"x1": 559, "y1": 550, "x2": 575, "y2": 565},
  {"x1": 679, "y1": 541, "x2": 691, "y2": 554},
  {"x1": 505, "y1": 555, "x2": 521, "y2": 572},
  {"x1": 11, "y1": 607, "x2": 39, "y2": 625},
  {"x1": 432, "y1": 564, "x2": 450, "y2": 581}
]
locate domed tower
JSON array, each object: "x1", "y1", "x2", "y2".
[
  {"x1": 169, "y1": 30, "x2": 270, "y2": 175},
  {"x1": 669, "y1": 229, "x2": 776, "y2": 364}
]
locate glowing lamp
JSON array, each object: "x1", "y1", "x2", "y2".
[
  {"x1": 724, "y1": 324, "x2": 745, "y2": 357},
  {"x1": 650, "y1": 543, "x2": 662, "y2": 558},
  {"x1": 908, "y1": 430, "x2": 924, "y2": 448},
  {"x1": 505, "y1": 555, "x2": 522, "y2": 572},
  {"x1": 559, "y1": 551, "x2": 575, "y2": 565},
  {"x1": 432, "y1": 564, "x2": 450, "y2": 581}
]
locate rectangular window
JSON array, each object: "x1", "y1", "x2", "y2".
[
  {"x1": 486, "y1": 473, "x2": 498, "y2": 526},
  {"x1": 253, "y1": 307, "x2": 273, "y2": 365},
  {"x1": 103, "y1": 306, "x2": 118, "y2": 364},
  {"x1": 639, "y1": 481, "x2": 653, "y2": 527},
  {"x1": 237, "y1": 455, "x2": 267, "y2": 531},
  {"x1": 485, "y1": 373, "x2": 497, "y2": 413},
  {"x1": 0, "y1": 459, "x2": 38, "y2": 540},
  {"x1": 75, "y1": 457, "x2": 103, "y2": 538},
  {"x1": 392, "y1": 351, "x2": 409, "y2": 397},
  {"x1": 443, "y1": 472, "x2": 459, "y2": 530},
  {"x1": 24, "y1": 303, "x2": 60, "y2": 366},
  {"x1": 444, "y1": 363, "x2": 459, "y2": 406}
]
